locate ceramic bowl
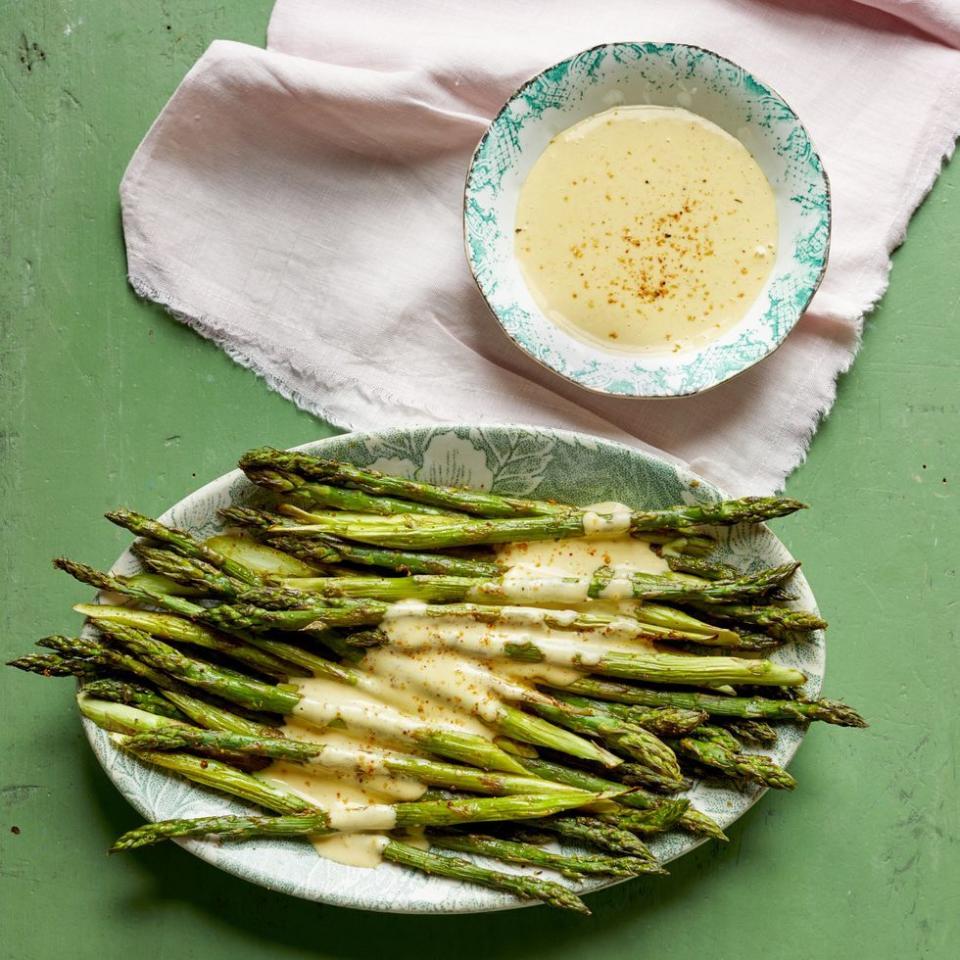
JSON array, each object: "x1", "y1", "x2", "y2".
[
  {"x1": 84, "y1": 425, "x2": 824, "y2": 913},
  {"x1": 464, "y1": 42, "x2": 831, "y2": 398}
]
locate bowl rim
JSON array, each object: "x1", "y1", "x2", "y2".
[
  {"x1": 81, "y1": 423, "x2": 825, "y2": 913},
  {"x1": 463, "y1": 40, "x2": 832, "y2": 400}
]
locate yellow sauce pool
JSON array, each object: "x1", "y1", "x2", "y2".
[{"x1": 515, "y1": 105, "x2": 778, "y2": 354}]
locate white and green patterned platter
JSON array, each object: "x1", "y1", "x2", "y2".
[
  {"x1": 84, "y1": 425, "x2": 825, "y2": 913},
  {"x1": 464, "y1": 43, "x2": 831, "y2": 398}
]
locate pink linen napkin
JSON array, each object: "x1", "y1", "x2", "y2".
[{"x1": 120, "y1": 0, "x2": 960, "y2": 494}]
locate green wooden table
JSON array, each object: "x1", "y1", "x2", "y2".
[{"x1": 2, "y1": 4, "x2": 957, "y2": 957}]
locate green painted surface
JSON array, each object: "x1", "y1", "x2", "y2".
[{"x1": 0, "y1": 3, "x2": 956, "y2": 958}]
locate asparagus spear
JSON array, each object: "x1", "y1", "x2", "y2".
[
  {"x1": 676, "y1": 736, "x2": 797, "y2": 790},
  {"x1": 74, "y1": 570, "x2": 616, "y2": 769},
  {"x1": 36, "y1": 634, "x2": 189, "y2": 694},
  {"x1": 682, "y1": 600, "x2": 827, "y2": 638},
  {"x1": 7, "y1": 652, "x2": 100, "y2": 678},
  {"x1": 515, "y1": 817, "x2": 653, "y2": 858},
  {"x1": 127, "y1": 735, "x2": 594, "y2": 914},
  {"x1": 549, "y1": 694, "x2": 706, "y2": 737},
  {"x1": 86, "y1": 581, "x2": 614, "y2": 768},
  {"x1": 84, "y1": 621, "x2": 527, "y2": 774},
  {"x1": 531, "y1": 702, "x2": 682, "y2": 783},
  {"x1": 661, "y1": 555, "x2": 740, "y2": 580},
  {"x1": 91, "y1": 593, "x2": 301, "y2": 679},
  {"x1": 556, "y1": 677, "x2": 866, "y2": 727},
  {"x1": 82, "y1": 679, "x2": 188, "y2": 720},
  {"x1": 13, "y1": 647, "x2": 281, "y2": 738},
  {"x1": 494, "y1": 705, "x2": 621, "y2": 767},
  {"x1": 63, "y1": 562, "x2": 355, "y2": 685},
  {"x1": 240, "y1": 448, "x2": 572, "y2": 518},
  {"x1": 73, "y1": 603, "x2": 306, "y2": 680},
  {"x1": 324, "y1": 614, "x2": 806, "y2": 688},
  {"x1": 203, "y1": 534, "x2": 323, "y2": 578},
  {"x1": 124, "y1": 572, "x2": 205, "y2": 597},
  {"x1": 599, "y1": 798, "x2": 689, "y2": 837},
  {"x1": 248, "y1": 467, "x2": 464, "y2": 517},
  {"x1": 691, "y1": 724, "x2": 742, "y2": 752},
  {"x1": 111, "y1": 790, "x2": 609, "y2": 850},
  {"x1": 515, "y1": 757, "x2": 726, "y2": 841},
  {"x1": 78, "y1": 694, "x2": 190, "y2": 735},
  {"x1": 427, "y1": 832, "x2": 664, "y2": 878},
  {"x1": 104, "y1": 510, "x2": 264, "y2": 584},
  {"x1": 720, "y1": 719, "x2": 778, "y2": 745},
  {"x1": 187, "y1": 595, "x2": 806, "y2": 689},
  {"x1": 268, "y1": 494, "x2": 803, "y2": 550},
  {"x1": 614, "y1": 763, "x2": 692, "y2": 794},
  {"x1": 119, "y1": 553, "x2": 714, "y2": 649},
  {"x1": 382, "y1": 841, "x2": 591, "y2": 914},
  {"x1": 252, "y1": 563, "x2": 798, "y2": 606},
  {"x1": 627, "y1": 603, "x2": 742, "y2": 647},
  {"x1": 119, "y1": 726, "x2": 622, "y2": 800},
  {"x1": 221, "y1": 506, "x2": 505, "y2": 578}
]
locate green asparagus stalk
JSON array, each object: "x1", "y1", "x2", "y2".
[
  {"x1": 203, "y1": 534, "x2": 322, "y2": 578},
  {"x1": 78, "y1": 694, "x2": 189, "y2": 735},
  {"x1": 85, "y1": 621, "x2": 526, "y2": 774},
  {"x1": 248, "y1": 468, "x2": 464, "y2": 517},
  {"x1": 7, "y1": 652, "x2": 100, "y2": 678},
  {"x1": 690, "y1": 724, "x2": 742, "y2": 752},
  {"x1": 111, "y1": 790, "x2": 608, "y2": 850},
  {"x1": 683, "y1": 600, "x2": 827, "y2": 637},
  {"x1": 105, "y1": 509, "x2": 263, "y2": 584},
  {"x1": 65, "y1": 563, "x2": 356, "y2": 685},
  {"x1": 676, "y1": 737, "x2": 797, "y2": 790},
  {"x1": 628, "y1": 602, "x2": 742, "y2": 647},
  {"x1": 614, "y1": 763, "x2": 691, "y2": 794},
  {"x1": 328, "y1": 615, "x2": 807, "y2": 688},
  {"x1": 491, "y1": 706, "x2": 619, "y2": 767},
  {"x1": 124, "y1": 572, "x2": 205, "y2": 597},
  {"x1": 720, "y1": 719, "x2": 778, "y2": 745},
  {"x1": 587, "y1": 563, "x2": 799, "y2": 604},
  {"x1": 382, "y1": 841, "x2": 591, "y2": 914},
  {"x1": 82, "y1": 679, "x2": 188, "y2": 720},
  {"x1": 660, "y1": 554, "x2": 740, "y2": 580},
  {"x1": 240, "y1": 448, "x2": 572, "y2": 518},
  {"x1": 221, "y1": 506, "x2": 505, "y2": 578},
  {"x1": 81, "y1": 593, "x2": 302, "y2": 679},
  {"x1": 118, "y1": 726, "x2": 625, "y2": 800},
  {"x1": 77, "y1": 674, "x2": 284, "y2": 740},
  {"x1": 515, "y1": 757, "x2": 726, "y2": 841},
  {"x1": 550, "y1": 694, "x2": 706, "y2": 737},
  {"x1": 531, "y1": 703, "x2": 682, "y2": 782},
  {"x1": 126, "y1": 738, "x2": 592, "y2": 913},
  {"x1": 599, "y1": 798, "x2": 689, "y2": 837},
  {"x1": 515, "y1": 817, "x2": 653, "y2": 858},
  {"x1": 268, "y1": 493, "x2": 803, "y2": 550},
  {"x1": 556, "y1": 677, "x2": 866, "y2": 727},
  {"x1": 427, "y1": 832, "x2": 664, "y2": 878},
  {"x1": 256, "y1": 563, "x2": 799, "y2": 606},
  {"x1": 77, "y1": 572, "x2": 610, "y2": 772},
  {"x1": 191, "y1": 597, "x2": 806, "y2": 689},
  {"x1": 36, "y1": 633, "x2": 189, "y2": 694},
  {"x1": 84, "y1": 573, "x2": 613, "y2": 768},
  {"x1": 18, "y1": 646, "x2": 280, "y2": 738}
]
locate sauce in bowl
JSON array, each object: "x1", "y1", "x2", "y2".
[{"x1": 515, "y1": 105, "x2": 777, "y2": 355}]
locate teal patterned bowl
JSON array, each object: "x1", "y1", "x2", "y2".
[
  {"x1": 82, "y1": 425, "x2": 824, "y2": 914},
  {"x1": 464, "y1": 42, "x2": 831, "y2": 398}
]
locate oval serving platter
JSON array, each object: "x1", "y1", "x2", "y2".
[
  {"x1": 83, "y1": 425, "x2": 824, "y2": 913},
  {"x1": 464, "y1": 42, "x2": 831, "y2": 398}
]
